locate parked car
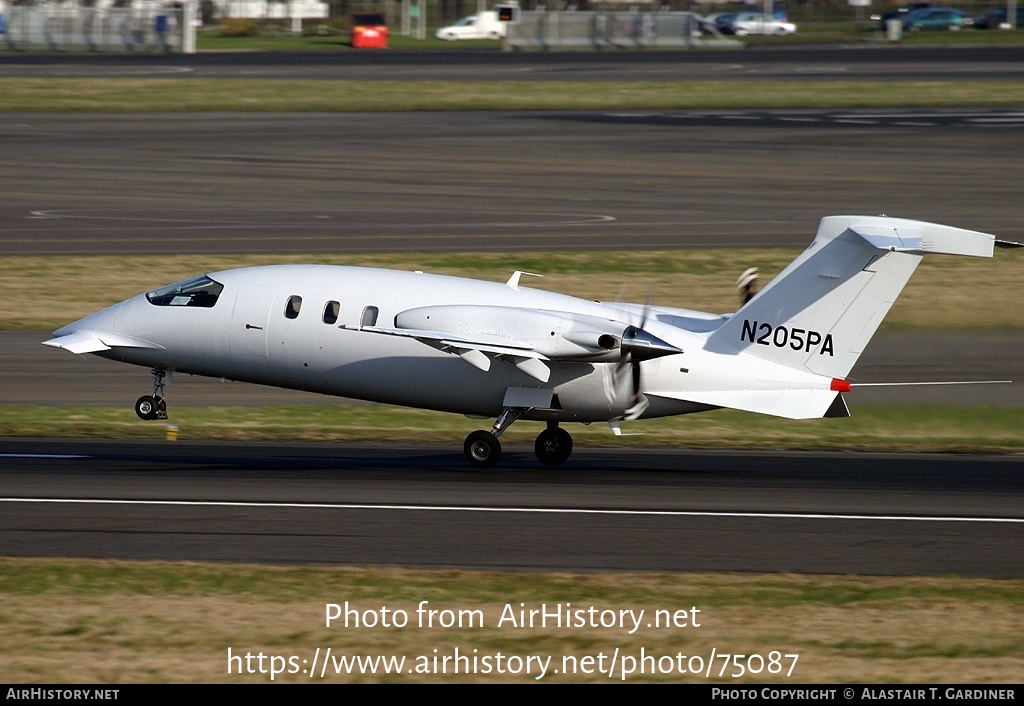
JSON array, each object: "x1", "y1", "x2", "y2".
[
  {"x1": 710, "y1": 12, "x2": 738, "y2": 32},
  {"x1": 873, "y1": 2, "x2": 936, "y2": 30},
  {"x1": 719, "y1": 11, "x2": 796, "y2": 36},
  {"x1": 900, "y1": 7, "x2": 969, "y2": 30},
  {"x1": 435, "y1": 11, "x2": 507, "y2": 40},
  {"x1": 971, "y1": 6, "x2": 1024, "y2": 28},
  {"x1": 351, "y1": 13, "x2": 388, "y2": 49}
]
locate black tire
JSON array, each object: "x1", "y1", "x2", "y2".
[
  {"x1": 135, "y1": 395, "x2": 158, "y2": 420},
  {"x1": 464, "y1": 430, "x2": 501, "y2": 469},
  {"x1": 535, "y1": 427, "x2": 573, "y2": 466}
]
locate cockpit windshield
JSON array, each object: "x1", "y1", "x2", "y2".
[{"x1": 146, "y1": 275, "x2": 224, "y2": 308}]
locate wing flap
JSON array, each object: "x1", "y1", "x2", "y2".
[
  {"x1": 352, "y1": 325, "x2": 543, "y2": 357},
  {"x1": 352, "y1": 325, "x2": 552, "y2": 381}
]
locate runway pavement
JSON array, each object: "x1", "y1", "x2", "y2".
[
  {"x1": 2, "y1": 46, "x2": 1024, "y2": 82},
  {"x1": 1, "y1": 439, "x2": 1021, "y2": 577},
  {"x1": 3, "y1": 109, "x2": 1024, "y2": 256}
]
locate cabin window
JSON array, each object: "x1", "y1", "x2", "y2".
[
  {"x1": 361, "y1": 306, "x2": 379, "y2": 327},
  {"x1": 323, "y1": 301, "x2": 340, "y2": 325},
  {"x1": 146, "y1": 275, "x2": 224, "y2": 308},
  {"x1": 284, "y1": 296, "x2": 302, "y2": 320}
]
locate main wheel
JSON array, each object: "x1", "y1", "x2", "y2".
[
  {"x1": 464, "y1": 430, "x2": 502, "y2": 469},
  {"x1": 535, "y1": 427, "x2": 573, "y2": 466},
  {"x1": 135, "y1": 395, "x2": 158, "y2": 420}
]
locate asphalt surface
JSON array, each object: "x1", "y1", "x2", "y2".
[
  {"x1": 2, "y1": 439, "x2": 1022, "y2": 576},
  {"x1": 2, "y1": 46, "x2": 1024, "y2": 81},
  {"x1": 3, "y1": 109, "x2": 1024, "y2": 257}
]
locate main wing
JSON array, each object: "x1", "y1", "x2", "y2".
[{"x1": 348, "y1": 304, "x2": 680, "y2": 383}]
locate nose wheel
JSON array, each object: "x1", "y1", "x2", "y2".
[
  {"x1": 135, "y1": 369, "x2": 169, "y2": 420},
  {"x1": 464, "y1": 430, "x2": 501, "y2": 469},
  {"x1": 134, "y1": 395, "x2": 166, "y2": 420}
]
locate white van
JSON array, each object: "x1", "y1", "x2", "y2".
[{"x1": 435, "y1": 11, "x2": 507, "y2": 40}]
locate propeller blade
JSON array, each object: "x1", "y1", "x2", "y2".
[
  {"x1": 612, "y1": 286, "x2": 669, "y2": 421},
  {"x1": 624, "y1": 361, "x2": 648, "y2": 421}
]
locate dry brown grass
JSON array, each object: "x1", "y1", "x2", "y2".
[{"x1": 1, "y1": 559, "x2": 1020, "y2": 683}]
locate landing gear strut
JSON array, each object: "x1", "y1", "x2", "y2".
[
  {"x1": 463, "y1": 406, "x2": 524, "y2": 469},
  {"x1": 135, "y1": 368, "x2": 168, "y2": 421},
  {"x1": 463, "y1": 410, "x2": 575, "y2": 469}
]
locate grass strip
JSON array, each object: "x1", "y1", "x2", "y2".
[
  {"x1": 2, "y1": 403, "x2": 1022, "y2": 453},
  {"x1": 0, "y1": 558, "x2": 1020, "y2": 682},
  {"x1": 3, "y1": 79, "x2": 1024, "y2": 112},
  {"x1": 5, "y1": 248, "x2": 1024, "y2": 331}
]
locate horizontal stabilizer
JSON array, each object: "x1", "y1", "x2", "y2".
[
  {"x1": 43, "y1": 330, "x2": 164, "y2": 355},
  {"x1": 850, "y1": 218, "x2": 994, "y2": 258}
]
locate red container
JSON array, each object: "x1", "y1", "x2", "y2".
[{"x1": 351, "y1": 13, "x2": 389, "y2": 49}]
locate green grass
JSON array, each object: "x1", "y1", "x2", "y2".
[
  {"x1": 1, "y1": 557, "x2": 1019, "y2": 607},
  {"x1": 2, "y1": 403, "x2": 1022, "y2": 453},
  {"x1": 2, "y1": 78, "x2": 1024, "y2": 112}
]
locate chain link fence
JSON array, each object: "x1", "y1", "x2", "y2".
[
  {"x1": 1, "y1": 0, "x2": 196, "y2": 52},
  {"x1": 506, "y1": 10, "x2": 740, "y2": 50}
]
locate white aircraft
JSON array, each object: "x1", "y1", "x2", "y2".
[{"x1": 44, "y1": 215, "x2": 1009, "y2": 468}]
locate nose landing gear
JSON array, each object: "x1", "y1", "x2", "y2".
[{"x1": 135, "y1": 368, "x2": 169, "y2": 420}]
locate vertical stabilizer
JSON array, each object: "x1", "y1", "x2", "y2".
[{"x1": 706, "y1": 216, "x2": 994, "y2": 379}]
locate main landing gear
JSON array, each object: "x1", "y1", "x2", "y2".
[
  {"x1": 463, "y1": 410, "x2": 573, "y2": 469},
  {"x1": 135, "y1": 368, "x2": 168, "y2": 421}
]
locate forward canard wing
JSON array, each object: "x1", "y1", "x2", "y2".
[{"x1": 43, "y1": 330, "x2": 165, "y2": 355}]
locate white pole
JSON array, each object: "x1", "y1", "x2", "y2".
[{"x1": 182, "y1": 0, "x2": 196, "y2": 53}]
